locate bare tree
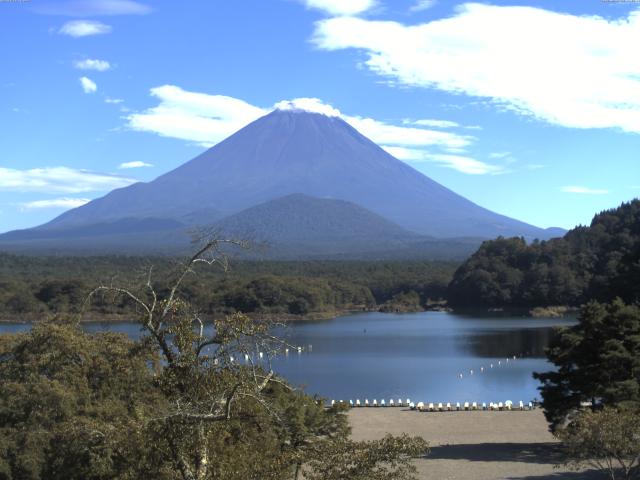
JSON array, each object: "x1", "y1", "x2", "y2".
[{"x1": 86, "y1": 236, "x2": 296, "y2": 480}]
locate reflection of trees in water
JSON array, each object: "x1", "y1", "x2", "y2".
[{"x1": 466, "y1": 327, "x2": 557, "y2": 358}]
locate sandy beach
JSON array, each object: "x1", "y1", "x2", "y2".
[{"x1": 348, "y1": 408, "x2": 600, "y2": 480}]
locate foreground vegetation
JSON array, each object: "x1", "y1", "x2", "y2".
[
  {"x1": 0, "y1": 256, "x2": 456, "y2": 321},
  {"x1": 535, "y1": 300, "x2": 640, "y2": 479},
  {"x1": 0, "y1": 239, "x2": 428, "y2": 480}
]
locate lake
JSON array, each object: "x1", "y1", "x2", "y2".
[{"x1": 0, "y1": 311, "x2": 575, "y2": 405}]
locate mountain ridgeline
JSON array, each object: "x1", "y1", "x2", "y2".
[
  {"x1": 447, "y1": 200, "x2": 640, "y2": 308},
  {"x1": 0, "y1": 109, "x2": 561, "y2": 258}
]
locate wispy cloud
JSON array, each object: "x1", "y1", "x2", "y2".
[
  {"x1": 79, "y1": 76, "x2": 97, "y2": 93},
  {"x1": 409, "y1": 119, "x2": 459, "y2": 129},
  {"x1": 561, "y1": 186, "x2": 609, "y2": 195},
  {"x1": 127, "y1": 86, "x2": 477, "y2": 168},
  {"x1": 21, "y1": 198, "x2": 91, "y2": 210},
  {"x1": 489, "y1": 151, "x2": 511, "y2": 159},
  {"x1": 410, "y1": 0, "x2": 436, "y2": 12},
  {"x1": 105, "y1": 97, "x2": 123, "y2": 104},
  {"x1": 74, "y1": 58, "x2": 111, "y2": 71},
  {"x1": 313, "y1": 5, "x2": 640, "y2": 135},
  {"x1": 382, "y1": 146, "x2": 504, "y2": 175},
  {"x1": 59, "y1": 20, "x2": 112, "y2": 37},
  {"x1": 36, "y1": 0, "x2": 151, "y2": 16},
  {"x1": 303, "y1": 0, "x2": 376, "y2": 16},
  {"x1": 118, "y1": 161, "x2": 153, "y2": 169},
  {"x1": 0, "y1": 167, "x2": 136, "y2": 194}
]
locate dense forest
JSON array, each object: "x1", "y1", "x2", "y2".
[
  {"x1": 448, "y1": 200, "x2": 640, "y2": 308},
  {"x1": 0, "y1": 255, "x2": 457, "y2": 320}
]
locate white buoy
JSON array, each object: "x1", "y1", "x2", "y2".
[
  {"x1": 490, "y1": 363, "x2": 494, "y2": 368},
  {"x1": 480, "y1": 366, "x2": 484, "y2": 373},
  {"x1": 459, "y1": 373, "x2": 463, "y2": 379},
  {"x1": 498, "y1": 361, "x2": 501, "y2": 366},
  {"x1": 470, "y1": 369, "x2": 474, "y2": 375}
]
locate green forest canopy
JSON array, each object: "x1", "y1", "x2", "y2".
[{"x1": 448, "y1": 200, "x2": 640, "y2": 308}]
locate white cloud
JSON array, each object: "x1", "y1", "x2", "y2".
[
  {"x1": 22, "y1": 198, "x2": 91, "y2": 210},
  {"x1": 561, "y1": 186, "x2": 609, "y2": 195},
  {"x1": 410, "y1": 0, "x2": 435, "y2": 12},
  {"x1": 105, "y1": 97, "x2": 123, "y2": 104},
  {"x1": 118, "y1": 161, "x2": 153, "y2": 169},
  {"x1": 313, "y1": 4, "x2": 640, "y2": 134},
  {"x1": 304, "y1": 0, "x2": 376, "y2": 16},
  {"x1": 275, "y1": 97, "x2": 341, "y2": 117},
  {"x1": 74, "y1": 58, "x2": 111, "y2": 71},
  {"x1": 0, "y1": 167, "x2": 137, "y2": 194},
  {"x1": 345, "y1": 114, "x2": 472, "y2": 149},
  {"x1": 79, "y1": 76, "x2": 97, "y2": 93},
  {"x1": 382, "y1": 146, "x2": 504, "y2": 175},
  {"x1": 410, "y1": 119, "x2": 459, "y2": 128},
  {"x1": 127, "y1": 85, "x2": 268, "y2": 147},
  {"x1": 489, "y1": 151, "x2": 511, "y2": 159},
  {"x1": 59, "y1": 20, "x2": 112, "y2": 37},
  {"x1": 36, "y1": 0, "x2": 151, "y2": 16},
  {"x1": 128, "y1": 86, "x2": 474, "y2": 153}
]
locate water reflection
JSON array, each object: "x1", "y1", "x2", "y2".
[{"x1": 0, "y1": 311, "x2": 574, "y2": 404}]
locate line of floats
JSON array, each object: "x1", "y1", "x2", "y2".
[{"x1": 330, "y1": 398, "x2": 537, "y2": 411}]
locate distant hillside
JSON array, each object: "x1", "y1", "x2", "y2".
[
  {"x1": 447, "y1": 200, "x2": 640, "y2": 308},
  {"x1": 0, "y1": 194, "x2": 481, "y2": 259}
]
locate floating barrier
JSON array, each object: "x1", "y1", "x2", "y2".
[{"x1": 329, "y1": 397, "x2": 537, "y2": 411}]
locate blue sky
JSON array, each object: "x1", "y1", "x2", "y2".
[{"x1": 1, "y1": 0, "x2": 639, "y2": 233}]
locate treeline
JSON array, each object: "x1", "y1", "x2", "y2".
[
  {"x1": 0, "y1": 255, "x2": 457, "y2": 320},
  {"x1": 448, "y1": 200, "x2": 640, "y2": 308}
]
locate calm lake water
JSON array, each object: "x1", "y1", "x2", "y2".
[{"x1": 0, "y1": 311, "x2": 575, "y2": 405}]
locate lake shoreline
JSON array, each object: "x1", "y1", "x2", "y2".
[{"x1": 0, "y1": 304, "x2": 578, "y2": 324}]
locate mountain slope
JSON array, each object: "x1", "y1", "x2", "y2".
[{"x1": 33, "y1": 109, "x2": 555, "y2": 240}]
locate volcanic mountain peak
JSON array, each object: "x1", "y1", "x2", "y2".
[{"x1": 0, "y1": 109, "x2": 564, "y2": 255}]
